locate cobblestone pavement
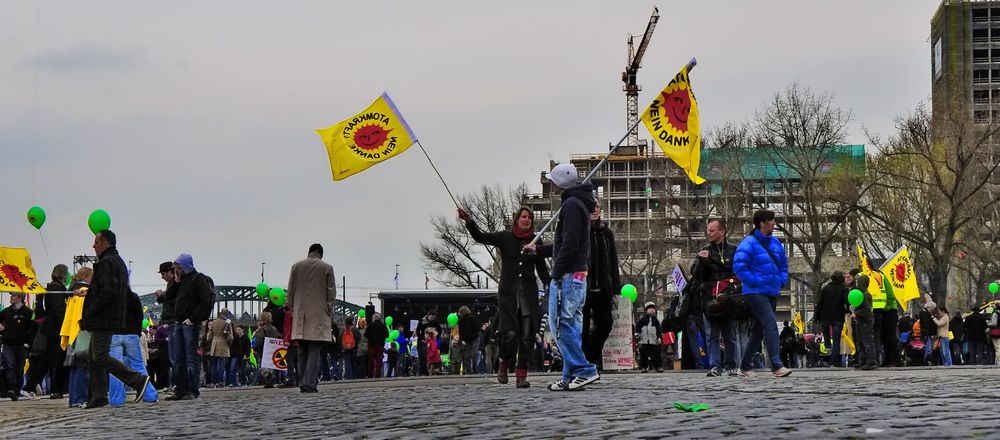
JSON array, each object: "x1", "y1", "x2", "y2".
[{"x1": 1, "y1": 366, "x2": 998, "y2": 439}]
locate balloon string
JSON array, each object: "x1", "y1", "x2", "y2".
[{"x1": 37, "y1": 229, "x2": 52, "y2": 269}]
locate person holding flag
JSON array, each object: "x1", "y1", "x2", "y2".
[{"x1": 459, "y1": 204, "x2": 551, "y2": 388}]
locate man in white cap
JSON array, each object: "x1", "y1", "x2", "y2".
[{"x1": 524, "y1": 163, "x2": 600, "y2": 391}]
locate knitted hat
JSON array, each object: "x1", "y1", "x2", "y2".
[{"x1": 644, "y1": 301, "x2": 656, "y2": 311}]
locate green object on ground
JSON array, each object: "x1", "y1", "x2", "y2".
[{"x1": 673, "y1": 402, "x2": 711, "y2": 412}]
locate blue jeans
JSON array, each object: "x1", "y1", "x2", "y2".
[
  {"x1": 227, "y1": 357, "x2": 241, "y2": 386},
  {"x1": 168, "y1": 325, "x2": 180, "y2": 388},
  {"x1": 211, "y1": 357, "x2": 228, "y2": 385},
  {"x1": 109, "y1": 334, "x2": 158, "y2": 406},
  {"x1": 687, "y1": 313, "x2": 721, "y2": 369},
  {"x1": 68, "y1": 365, "x2": 89, "y2": 406},
  {"x1": 723, "y1": 320, "x2": 750, "y2": 370},
  {"x1": 343, "y1": 349, "x2": 356, "y2": 379},
  {"x1": 548, "y1": 273, "x2": 598, "y2": 383},
  {"x1": 940, "y1": 337, "x2": 953, "y2": 366},
  {"x1": 741, "y1": 294, "x2": 784, "y2": 371},
  {"x1": 820, "y1": 321, "x2": 844, "y2": 366},
  {"x1": 173, "y1": 323, "x2": 202, "y2": 397}
]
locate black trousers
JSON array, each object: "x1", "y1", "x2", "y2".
[
  {"x1": 638, "y1": 344, "x2": 662, "y2": 370},
  {"x1": 878, "y1": 309, "x2": 900, "y2": 366},
  {"x1": 87, "y1": 331, "x2": 144, "y2": 405},
  {"x1": 2, "y1": 344, "x2": 28, "y2": 397},
  {"x1": 855, "y1": 318, "x2": 877, "y2": 367},
  {"x1": 582, "y1": 292, "x2": 613, "y2": 368},
  {"x1": 500, "y1": 315, "x2": 535, "y2": 369},
  {"x1": 23, "y1": 335, "x2": 67, "y2": 394}
]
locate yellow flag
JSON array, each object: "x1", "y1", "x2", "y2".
[
  {"x1": 856, "y1": 243, "x2": 882, "y2": 299},
  {"x1": 315, "y1": 92, "x2": 417, "y2": 181},
  {"x1": 793, "y1": 312, "x2": 804, "y2": 334},
  {"x1": 642, "y1": 64, "x2": 704, "y2": 184},
  {"x1": 841, "y1": 323, "x2": 856, "y2": 355},
  {"x1": 0, "y1": 247, "x2": 46, "y2": 294},
  {"x1": 879, "y1": 246, "x2": 920, "y2": 312}
]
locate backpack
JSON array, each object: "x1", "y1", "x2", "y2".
[{"x1": 342, "y1": 328, "x2": 356, "y2": 349}]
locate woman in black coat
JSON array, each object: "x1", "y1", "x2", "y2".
[{"x1": 459, "y1": 206, "x2": 550, "y2": 388}]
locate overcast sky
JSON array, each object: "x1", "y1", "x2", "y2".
[{"x1": 1, "y1": 1, "x2": 940, "y2": 306}]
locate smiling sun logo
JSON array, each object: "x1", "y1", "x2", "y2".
[
  {"x1": 353, "y1": 124, "x2": 393, "y2": 151},
  {"x1": 660, "y1": 86, "x2": 691, "y2": 133}
]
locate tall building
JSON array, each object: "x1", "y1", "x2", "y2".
[
  {"x1": 524, "y1": 146, "x2": 864, "y2": 322},
  {"x1": 931, "y1": 0, "x2": 1000, "y2": 121}
]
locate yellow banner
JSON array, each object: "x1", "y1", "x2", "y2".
[
  {"x1": 857, "y1": 243, "x2": 882, "y2": 299},
  {"x1": 316, "y1": 92, "x2": 417, "y2": 181},
  {"x1": 0, "y1": 247, "x2": 46, "y2": 294},
  {"x1": 793, "y1": 312, "x2": 804, "y2": 334},
  {"x1": 879, "y1": 246, "x2": 920, "y2": 312},
  {"x1": 642, "y1": 64, "x2": 705, "y2": 184}
]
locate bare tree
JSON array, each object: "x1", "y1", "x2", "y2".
[
  {"x1": 707, "y1": 83, "x2": 863, "y2": 301},
  {"x1": 863, "y1": 96, "x2": 1000, "y2": 305},
  {"x1": 420, "y1": 183, "x2": 530, "y2": 288}
]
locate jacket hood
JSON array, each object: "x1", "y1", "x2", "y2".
[
  {"x1": 856, "y1": 274, "x2": 870, "y2": 291},
  {"x1": 562, "y1": 182, "x2": 596, "y2": 213}
]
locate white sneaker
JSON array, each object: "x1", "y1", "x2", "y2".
[
  {"x1": 566, "y1": 373, "x2": 600, "y2": 391},
  {"x1": 20, "y1": 390, "x2": 38, "y2": 400},
  {"x1": 547, "y1": 380, "x2": 568, "y2": 391}
]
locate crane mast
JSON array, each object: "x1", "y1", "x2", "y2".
[{"x1": 621, "y1": 7, "x2": 659, "y2": 152}]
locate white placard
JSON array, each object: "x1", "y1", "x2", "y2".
[
  {"x1": 671, "y1": 264, "x2": 687, "y2": 293},
  {"x1": 260, "y1": 337, "x2": 289, "y2": 371},
  {"x1": 601, "y1": 296, "x2": 636, "y2": 370}
]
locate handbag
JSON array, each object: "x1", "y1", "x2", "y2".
[
  {"x1": 30, "y1": 332, "x2": 48, "y2": 356},
  {"x1": 73, "y1": 330, "x2": 92, "y2": 362}
]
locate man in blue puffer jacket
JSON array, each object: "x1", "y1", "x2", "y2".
[{"x1": 732, "y1": 209, "x2": 793, "y2": 378}]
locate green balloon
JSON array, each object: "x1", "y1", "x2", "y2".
[
  {"x1": 390, "y1": 329, "x2": 400, "y2": 340},
  {"x1": 358, "y1": 309, "x2": 366, "y2": 319},
  {"x1": 270, "y1": 287, "x2": 286, "y2": 306},
  {"x1": 848, "y1": 289, "x2": 864, "y2": 307},
  {"x1": 88, "y1": 209, "x2": 112, "y2": 234},
  {"x1": 255, "y1": 282, "x2": 270, "y2": 299},
  {"x1": 621, "y1": 283, "x2": 637, "y2": 298},
  {"x1": 990, "y1": 282, "x2": 999, "y2": 294},
  {"x1": 385, "y1": 316, "x2": 394, "y2": 327},
  {"x1": 447, "y1": 312, "x2": 459, "y2": 327},
  {"x1": 142, "y1": 318, "x2": 149, "y2": 328},
  {"x1": 26, "y1": 206, "x2": 46, "y2": 230}
]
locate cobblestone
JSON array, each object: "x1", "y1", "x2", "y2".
[{"x1": 1, "y1": 367, "x2": 998, "y2": 439}]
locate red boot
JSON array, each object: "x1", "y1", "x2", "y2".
[
  {"x1": 497, "y1": 359, "x2": 509, "y2": 384},
  {"x1": 515, "y1": 368, "x2": 530, "y2": 388}
]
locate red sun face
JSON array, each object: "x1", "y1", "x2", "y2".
[
  {"x1": 661, "y1": 88, "x2": 691, "y2": 132},
  {"x1": 354, "y1": 125, "x2": 393, "y2": 151},
  {"x1": 895, "y1": 263, "x2": 907, "y2": 283}
]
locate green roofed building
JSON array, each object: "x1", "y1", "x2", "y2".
[{"x1": 524, "y1": 145, "x2": 866, "y2": 322}]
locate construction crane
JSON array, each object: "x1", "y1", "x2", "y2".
[{"x1": 621, "y1": 7, "x2": 659, "y2": 151}]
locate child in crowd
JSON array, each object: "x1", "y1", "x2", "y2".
[
  {"x1": 254, "y1": 312, "x2": 282, "y2": 388},
  {"x1": 425, "y1": 327, "x2": 442, "y2": 375},
  {"x1": 635, "y1": 302, "x2": 663, "y2": 373}
]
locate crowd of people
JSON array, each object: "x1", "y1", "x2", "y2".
[{"x1": 3, "y1": 164, "x2": 1000, "y2": 408}]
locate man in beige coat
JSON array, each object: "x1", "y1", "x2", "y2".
[{"x1": 287, "y1": 243, "x2": 336, "y2": 393}]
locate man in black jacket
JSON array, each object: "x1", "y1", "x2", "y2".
[
  {"x1": 584, "y1": 198, "x2": 620, "y2": 370},
  {"x1": 0, "y1": 292, "x2": 33, "y2": 401},
  {"x1": 79, "y1": 230, "x2": 151, "y2": 408},
  {"x1": 167, "y1": 253, "x2": 214, "y2": 400},
  {"x1": 22, "y1": 264, "x2": 70, "y2": 399},
  {"x1": 152, "y1": 261, "x2": 179, "y2": 393},
  {"x1": 526, "y1": 163, "x2": 600, "y2": 391},
  {"x1": 690, "y1": 219, "x2": 737, "y2": 377},
  {"x1": 813, "y1": 271, "x2": 849, "y2": 367},
  {"x1": 965, "y1": 309, "x2": 988, "y2": 365}
]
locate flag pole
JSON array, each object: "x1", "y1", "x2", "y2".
[
  {"x1": 528, "y1": 57, "x2": 698, "y2": 246},
  {"x1": 415, "y1": 140, "x2": 461, "y2": 209}
]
